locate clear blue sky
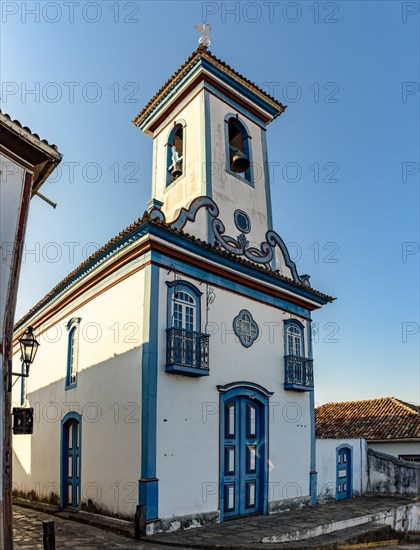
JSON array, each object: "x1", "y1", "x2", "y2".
[{"x1": 2, "y1": 1, "x2": 419, "y2": 405}]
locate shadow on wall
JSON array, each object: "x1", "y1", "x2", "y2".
[{"x1": 12, "y1": 347, "x2": 142, "y2": 520}]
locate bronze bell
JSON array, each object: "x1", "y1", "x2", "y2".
[
  {"x1": 231, "y1": 151, "x2": 250, "y2": 174},
  {"x1": 171, "y1": 162, "x2": 182, "y2": 181}
]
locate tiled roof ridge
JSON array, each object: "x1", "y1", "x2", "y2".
[
  {"x1": 0, "y1": 109, "x2": 60, "y2": 151},
  {"x1": 133, "y1": 46, "x2": 285, "y2": 127},
  {"x1": 391, "y1": 397, "x2": 420, "y2": 414},
  {"x1": 315, "y1": 397, "x2": 420, "y2": 441},
  {"x1": 14, "y1": 212, "x2": 334, "y2": 332},
  {"x1": 318, "y1": 397, "x2": 419, "y2": 413}
]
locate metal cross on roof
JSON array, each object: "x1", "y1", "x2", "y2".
[{"x1": 195, "y1": 22, "x2": 211, "y2": 48}]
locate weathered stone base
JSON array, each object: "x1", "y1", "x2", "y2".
[
  {"x1": 317, "y1": 490, "x2": 363, "y2": 504},
  {"x1": 146, "y1": 509, "x2": 220, "y2": 535},
  {"x1": 268, "y1": 496, "x2": 310, "y2": 514}
]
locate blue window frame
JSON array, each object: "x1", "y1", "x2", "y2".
[
  {"x1": 166, "y1": 280, "x2": 209, "y2": 376},
  {"x1": 166, "y1": 122, "x2": 185, "y2": 187},
  {"x1": 65, "y1": 318, "x2": 81, "y2": 390},
  {"x1": 167, "y1": 281, "x2": 201, "y2": 331},
  {"x1": 284, "y1": 319, "x2": 314, "y2": 391},
  {"x1": 225, "y1": 115, "x2": 252, "y2": 184},
  {"x1": 284, "y1": 319, "x2": 305, "y2": 357}
]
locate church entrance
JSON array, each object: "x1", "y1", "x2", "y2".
[{"x1": 219, "y1": 383, "x2": 271, "y2": 520}]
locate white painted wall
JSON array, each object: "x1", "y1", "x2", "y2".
[
  {"x1": 0, "y1": 153, "x2": 26, "y2": 539},
  {"x1": 0, "y1": 153, "x2": 25, "y2": 341},
  {"x1": 157, "y1": 268, "x2": 312, "y2": 518},
  {"x1": 152, "y1": 87, "x2": 207, "y2": 235},
  {"x1": 369, "y1": 441, "x2": 420, "y2": 460},
  {"x1": 12, "y1": 238, "x2": 317, "y2": 523},
  {"x1": 12, "y1": 263, "x2": 145, "y2": 518},
  {"x1": 316, "y1": 438, "x2": 368, "y2": 500},
  {"x1": 207, "y1": 93, "x2": 271, "y2": 246}
]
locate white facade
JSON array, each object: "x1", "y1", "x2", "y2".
[
  {"x1": 12, "y1": 47, "x2": 333, "y2": 531},
  {"x1": 0, "y1": 152, "x2": 25, "y2": 547},
  {"x1": 0, "y1": 154, "x2": 26, "y2": 540},
  {"x1": 13, "y1": 265, "x2": 144, "y2": 517},
  {"x1": 12, "y1": 241, "x2": 322, "y2": 522}
]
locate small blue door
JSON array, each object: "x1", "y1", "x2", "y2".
[
  {"x1": 62, "y1": 417, "x2": 81, "y2": 508},
  {"x1": 336, "y1": 446, "x2": 351, "y2": 500},
  {"x1": 221, "y1": 397, "x2": 263, "y2": 518}
]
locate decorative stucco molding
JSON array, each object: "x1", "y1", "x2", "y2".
[{"x1": 149, "y1": 195, "x2": 311, "y2": 286}]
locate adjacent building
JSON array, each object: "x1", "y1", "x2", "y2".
[
  {"x1": 1, "y1": 110, "x2": 62, "y2": 549},
  {"x1": 316, "y1": 397, "x2": 420, "y2": 463}
]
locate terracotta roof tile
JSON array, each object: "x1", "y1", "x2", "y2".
[
  {"x1": 133, "y1": 46, "x2": 286, "y2": 127},
  {"x1": 0, "y1": 109, "x2": 59, "y2": 151},
  {"x1": 315, "y1": 397, "x2": 420, "y2": 441}
]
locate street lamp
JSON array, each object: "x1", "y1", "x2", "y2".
[
  {"x1": 12, "y1": 327, "x2": 38, "y2": 436},
  {"x1": 19, "y1": 326, "x2": 40, "y2": 376}
]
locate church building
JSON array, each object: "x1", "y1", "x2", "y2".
[{"x1": 12, "y1": 43, "x2": 334, "y2": 532}]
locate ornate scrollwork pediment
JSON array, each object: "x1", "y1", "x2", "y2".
[{"x1": 148, "y1": 196, "x2": 310, "y2": 286}]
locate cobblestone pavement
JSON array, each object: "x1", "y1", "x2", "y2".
[
  {"x1": 13, "y1": 506, "x2": 173, "y2": 549},
  {"x1": 13, "y1": 501, "x2": 420, "y2": 550}
]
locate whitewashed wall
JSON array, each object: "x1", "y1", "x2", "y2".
[
  {"x1": 316, "y1": 438, "x2": 368, "y2": 500},
  {"x1": 0, "y1": 153, "x2": 25, "y2": 340},
  {"x1": 207, "y1": 93, "x2": 272, "y2": 247},
  {"x1": 12, "y1": 263, "x2": 145, "y2": 518},
  {"x1": 12, "y1": 250, "x2": 316, "y2": 523},
  {"x1": 157, "y1": 268, "x2": 312, "y2": 519},
  {"x1": 152, "y1": 89, "x2": 206, "y2": 230},
  {"x1": 0, "y1": 153, "x2": 26, "y2": 540}
]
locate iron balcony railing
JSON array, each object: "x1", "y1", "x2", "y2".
[
  {"x1": 284, "y1": 355, "x2": 314, "y2": 390},
  {"x1": 166, "y1": 328, "x2": 210, "y2": 374}
]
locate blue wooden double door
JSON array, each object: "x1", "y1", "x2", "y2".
[{"x1": 221, "y1": 396, "x2": 265, "y2": 519}]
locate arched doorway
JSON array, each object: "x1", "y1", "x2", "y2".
[
  {"x1": 218, "y1": 382, "x2": 272, "y2": 520},
  {"x1": 61, "y1": 412, "x2": 82, "y2": 509},
  {"x1": 336, "y1": 445, "x2": 352, "y2": 500}
]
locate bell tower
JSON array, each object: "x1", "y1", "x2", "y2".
[{"x1": 133, "y1": 43, "x2": 286, "y2": 245}]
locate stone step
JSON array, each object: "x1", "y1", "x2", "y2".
[
  {"x1": 55, "y1": 509, "x2": 135, "y2": 539},
  {"x1": 145, "y1": 523, "x2": 399, "y2": 549},
  {"x1": 276, "y1": 523, "x2": 400, "y2": 550}
]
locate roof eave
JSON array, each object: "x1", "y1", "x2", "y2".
[
  {"x1": 133, "y1": 48, "x2": 286, "y2": 131},
  {"x1": 14, "y1": 216, "x2": 333, "y2": 333},
  {"x1": 0, "y1": 112, "x2": 62, "y2": 192}
]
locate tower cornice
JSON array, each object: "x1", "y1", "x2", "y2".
[{"x1": 133, "y1": 47, "x2": 286, "y2": 134}]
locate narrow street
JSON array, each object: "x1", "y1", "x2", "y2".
[{"x1": 13, "y1": 502, "x2": 420, "y2": 550}]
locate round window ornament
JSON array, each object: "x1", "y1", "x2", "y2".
[
  {"x1": 233, "y1": 309, "x2": 259, "y2": 348},
  {"x1": 234, "y1": 210, "x2": 251, "y2": 234}
]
